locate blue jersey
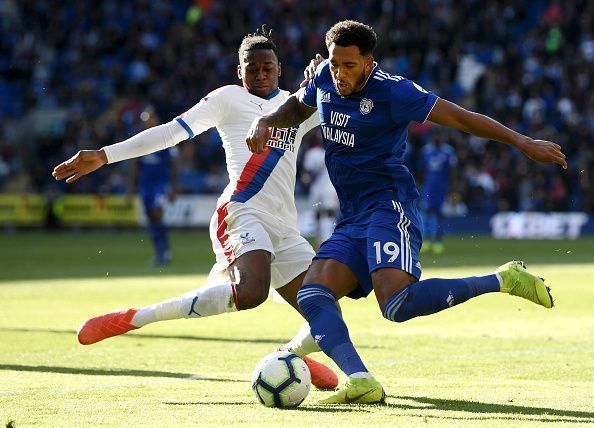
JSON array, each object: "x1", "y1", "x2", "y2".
[
  {"x1": 138, "y1": 148, "x2": 174, "y2": 191},
  {"x1": 419, "y1": 143, "x2": 457, "y2": 193},
  {"x1": 300, "y1": 60, "x2": 438, "y2": 218}
]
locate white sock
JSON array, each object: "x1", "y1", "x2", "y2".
[
  {"x1": 281, "y1": 322, "x2": 322, "y2": 357},
  {"x1": 131, "y1": 283, "x2": 238, "y2": 327},
  {"x1": 350, "y1": 371, "x2": 372, "y2": 379}
]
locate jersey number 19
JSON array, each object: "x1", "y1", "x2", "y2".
[{"x1": 373, "y1": 241, "x2": 400, "y2": 264}]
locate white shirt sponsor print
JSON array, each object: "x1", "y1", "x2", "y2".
[{"x1": 267, "y1": 126, "x2": 298, "y2": 152}]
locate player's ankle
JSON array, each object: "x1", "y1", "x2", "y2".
[{"x1": 350, "y1": 371, "x2": 372, "y2": 379}]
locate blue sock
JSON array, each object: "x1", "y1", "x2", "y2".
[
  {"x1": 155, "y1": 223, "x2": 170, "y2": 258},
  {"x1": 297, "y1": 284, "x2": 368, "y2": 376},
  {"x1": 383, "y1": 274, "x2": 500, "y2": 322}
]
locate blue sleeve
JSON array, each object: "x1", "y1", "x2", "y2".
[
  {"x1": 300, "y1": 76, "x2": 318, "y2": 108},
  {"x1": 390, "y1": 79, "x2": 439, "y2": 123},
  {"x1": 299, "y1": 60, "x2": 329, "y2": 108}
]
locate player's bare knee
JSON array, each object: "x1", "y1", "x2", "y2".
[
  {"x1": 235, "y1": 278, "x2": 269, "y2": 310},
  {"x1": 228, "y1": 252, "x2": 272, "y2": 310}
]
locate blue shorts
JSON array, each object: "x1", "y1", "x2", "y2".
[{"x1": 315, "y1": 200, "x2": 423, "y2": 299}]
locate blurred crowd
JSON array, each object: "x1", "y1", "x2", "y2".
[{"x1": 1, "y1": 0, "x2": 593, "y2": 214}]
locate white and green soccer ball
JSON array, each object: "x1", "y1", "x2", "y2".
[{"x1": 251, "y1": 350, "x2": 311, "y2": 408}]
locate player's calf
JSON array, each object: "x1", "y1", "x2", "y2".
[
  {"x1": 77, "y1": 282, "x2": 243, "y2": 346},
  {"x1": 381, "y1": 275, "x2": 501, "y2": 322}
]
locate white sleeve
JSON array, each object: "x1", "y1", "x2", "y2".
[
  {"x1": 174, "y1": 86, "x2": 229, "y2": 139},
  {"x1": 102, "y1": 120, "x2": 187, "y2": 164},
  {"x1": 103, "y1": 86, "x2": 231, "y2": 164}
]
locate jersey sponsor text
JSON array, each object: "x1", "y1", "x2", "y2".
[
  {"x1": 267, "y1": 126, "x2": 298, "y2": 152},
  {"x1": 321, "y1": 125, "x2": 355, "y2": 147}
]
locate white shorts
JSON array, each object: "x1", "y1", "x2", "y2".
[{"x1": 207, "y1": 202, "x2": 315, "y2": 290}]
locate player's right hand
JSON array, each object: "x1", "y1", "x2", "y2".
[
  {"x1": 518, "y1": 138, "x2": 568, "y2": 169},
  {"x1": 52, "y1": 149, "x2": 108, "y2": 183},
  {"x1": 300, "y1": 53, "x2": 324, "y2": 88},
  {"x1": 246, "y1": 118, "x2": 270, "y2": 154}
]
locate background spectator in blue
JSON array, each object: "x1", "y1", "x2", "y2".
[
  {"x1": 418, "y1": 132, "x2": 457, "y2": 254},
  {"x1": 126, "y1": 105, "x2": 178, "y2": 266}
]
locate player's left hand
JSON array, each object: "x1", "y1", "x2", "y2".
[
  {"x1": 519, "y1": 138, "x2": 568, "y2": 169},
  {"x1": 246, "y1": 118, "x2": 270, "y2": 154}
]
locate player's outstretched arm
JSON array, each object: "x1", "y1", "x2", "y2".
[
  {"x1": 428, "y1": 98, "x2": 567, "y2": 169},
  {"x1": 52, "y1": 149, "x2": 108, "y2": 183},
  {"x1": 246, "y1": 94, "x2": 317, "y2": 154},
  {"x1": 52, "y1": 120, "x2": 189, "y2": 184}
]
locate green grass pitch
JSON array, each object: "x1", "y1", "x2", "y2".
[{"x1": 1, "y1": 231, "x2": 593, "y2": 426}]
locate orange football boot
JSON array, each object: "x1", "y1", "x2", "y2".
[
  {"x1": 302, "y1": 356, "x2": 339, "y2": 389},
  {"x1": 77, "y1": 308, "x2": 139, "y2": 345}
]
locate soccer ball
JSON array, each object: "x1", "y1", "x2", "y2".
[{"x1": 251, "y1": 350, "x2": 311, "y2": 408}]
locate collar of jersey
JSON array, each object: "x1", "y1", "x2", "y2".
[{"x1": 254, "y1": 87, "x2": 280, "y2": 100}]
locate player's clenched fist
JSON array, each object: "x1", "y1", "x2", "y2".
[
  {"x1": 246, "y1": 118, "x2": 271, "y2": 154},
  {"x1": 52, "y1": 149, "x2": 108, "y2": 183}
]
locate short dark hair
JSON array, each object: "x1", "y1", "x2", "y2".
[
  {"x1": 325, "y1": 20, "x2": 377, "y2": 56},
  {"x1": 238, "y1": 25, "x2": 278, "y2": 62}
]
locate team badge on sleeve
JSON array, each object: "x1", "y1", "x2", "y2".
[{"x1": 360, "y1": 98, "x2": 374, "y2": 115}]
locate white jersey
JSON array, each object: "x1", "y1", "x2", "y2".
[
  {"x1": 101, "y1": 84, "x2": 319, "y2": 287},
  {"x1": 176, "y1": 85, "x2": 319, "y2": 226}
]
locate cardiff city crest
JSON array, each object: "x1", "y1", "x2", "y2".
[{"x1": 359, "y1": 98, "x2": 373, "y2": 115}]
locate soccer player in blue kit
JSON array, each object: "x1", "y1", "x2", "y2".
[
  {"x1": 418, "y1": 134, "x2": 457, "y2": 254},
  {"x1": 246, "y1": 20, "x2": 567, "y2": 404},
  {"x1": 130, "y1": 106, "x2": 178, "y2": 266}
]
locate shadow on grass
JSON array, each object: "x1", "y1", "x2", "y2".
[
  {"x1": 164, "y1": 401, "x2": 363, "y2": 412},
  {"x1": 0, "y1": 364, "x2": 246, "y2": 383},
  {"x1": 384, "y1": 395, "x2": 594, "y2": 423},
  {"x1": 179, "y1": 396, "x2": 594, "y2": 419},
  {"x1": 1, "y1": 327, "x2": 285, "y2": 345},
  {"x1": 0, "y1": 327, "x2": 384, "y2": 349}
]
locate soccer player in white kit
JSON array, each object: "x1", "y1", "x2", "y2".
[{"x1": 52, "y1": 27, "x2": 338, "y2": 389}]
